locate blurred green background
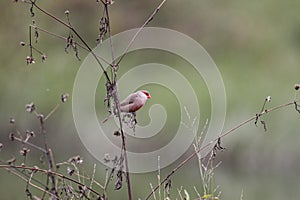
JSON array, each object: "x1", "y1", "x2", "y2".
[{"x1": 1, "y1": 0, "x2": 300, "y2": 199}]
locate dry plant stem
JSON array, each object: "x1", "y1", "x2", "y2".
[
  {"x1": 96, "y1": 1, "x2": 133, "y2": 199},
  {"x1": 26, "y1": 171, "x2": 35, "y2": 197},
  {"x1": 105, "y1": 1, "x2": 167, "y2": 196},
  {"x1": 29, "y1": 0, "x2": 111, "y2": 83},
  {"x1": 103, "y1": 3, "x2": 116, "y2": 69},
  {"x1": 0, "y1": 160, "x2": 49, "y2": 189},
  {"x1": 145, "y1": 100, "x2": 299, "y2": 200},
  {"x1": 44, "y1": 103, "x2": 60, "y2": 121},
  {"x1": 29, "y1": 1, "x2": 131, "y2": 198},
  {"x1": 103, "y1": 1, "x2": 133, "y2": 198},
  {"x1": 114, "y1": 0, "x2": 167, "y2": 67},
  {"x1": 103, "y1": 168, "x2": 110, "y2": 200},
  {"x1": 0, "y1": 165, "x2": 101, "y2": 197},
  {"x1": 113, "y1": 91, "x2": 132, "y2": 200},
  {"x1": 13, "y1": 136, "x2": 47, "y2": 153},
  {"x1": 26, "y1": 1, "x2": 167, "y2": 199},
  {"x1": 87, "y1": 164, "x2": 97, "y2": 198},
  {"x1": 29, "y1": 26, "x2": 33, "y2": 57},
  {"x1": 30, "y1": 25, "x2": 113, "y2": 68},
  {"x1": 5, "y1": 166, "x2": 60, "y2": 199},
  {"x1": 38, "y1": 115, "x2": 59, "y2": 198}
]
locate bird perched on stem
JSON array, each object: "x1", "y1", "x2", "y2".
[{"x1": 102, "y1": 90, "x2": 151, "y2": 123}]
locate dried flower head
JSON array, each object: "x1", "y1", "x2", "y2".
[
  {"x1": 20, "y1": 41, "x2": 26, "y2": 46},
  {"x1": 104, "y1": 153, "x2": 110, "y2": 163},
  {"x1": 26, "y1": 130, "x2": 35, "y2": 137},
  {"x1": 77, "y1": 157, "x2": 83, "y2": 164},
  {"x1": 37, "y1": 114, "x2": 44, "y2": 122},
  {"x1": 7, "y1": 156, "x2": 16, "y2": 165},
  {"x1": 78, "y1": 185, "x2": 87, "y2": 196},
  {"x1": 0, "y1": 143, "x2": 3, "y2": 150},
  {"x1": 20, "y1": 147, "x2": 30, "y2": 156},
  {"x1": 26, "y1": 102, "x2": 36, "y2": 113},
  {"x1": 106, "y1": 0, "x2": 114, "y2": 5},
  {"x1": 266, "y1": 96, "x2": 271, "y2": 102},
  {"x1": 9, "y1": 132, "x2": 15, "y2": 141},
  {"x1": 41, "y1": 53, "x2": 47, "y2": 61},
  {"x1": 294, "y1": 84, "x2": 300, "y2": 91},
  {"x1": 115, "y1": 170, "x2": 123, "y2": 190},
  {"x1": 64, "y1": 10, "x2": 70, "y2": 15},
  {"x1": 61, "y1": 93, "x2": 69, "y2": 103},
  {"x1": 9, "y1": 117, "x2": 15, "y2": 124},
  {"x1": 26, "y1": 56, "x2": 35, "y2": 65},
  {"x1": 113, "y1": 130, "x2": 121, "y2": 136},
  {"x1": 67, "y1": 167, "x2": 75, "y2": 176},
  {"x1": 68, "y1": 155, "x2": 83, "y2": 164}
]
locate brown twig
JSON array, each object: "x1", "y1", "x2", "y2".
[
  {"x1": 29, "y1": 0, "x2": 111, "y2": 83},
  {"x1": 145, "y1": 100, "x2": 299, "y2": 200},
  {"x1": 37, "y1": 114, "x2": 59, "y2": 198},
  {"x1": 114, "y1": 0, "x2": 167, "y2": 67},
  {"x1": 29, "y1": 25, "x2": 113, "y2": 68},
  {"x1": 0, "y1": 165, "x2": 101, "y2": 197},
  {"x1": 3, "y1": 165, "x2": 60, "y2": 199},
  {"x1": 104, "y1": 1, "x2": 167, "y2": 197},
  {"x1": 20, "y1": 1, "x2": 170, "y2": 199},
  {"x1": 12, "y1": 136, "x2": 46, "y2": 153}
]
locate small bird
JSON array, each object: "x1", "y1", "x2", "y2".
[
  {"x1": 102, "y1": 90, "x2": 151, "y2": 123},
  {"x1": 120, "y1": 90, "x2": 151, "y2": 112}
]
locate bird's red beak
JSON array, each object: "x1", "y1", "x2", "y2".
[{"x1": 143, "y1": 91, "x2": 151, "y2": 99}]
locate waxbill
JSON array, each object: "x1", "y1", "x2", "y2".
[
  {"x1": 120, "y1": 90, "x2": 151, "y2": 112},
  {"x1": 102, "y1": 90, "x2": 151, "y2": 123}
]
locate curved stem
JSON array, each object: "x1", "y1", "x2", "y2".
[
  {"x1": 0, "y1": 165, "x2": 101, "y2": 196},
  {"x1": 145, "y1": 100, "x2": 298, "y2": 200}
]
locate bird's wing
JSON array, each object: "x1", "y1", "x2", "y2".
[{"x1": 120, "y1": 93, "x2": 138, "y2": 106}]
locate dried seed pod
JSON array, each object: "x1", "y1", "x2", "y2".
[
  {"x1": 26, "y1": 130, "x2": 35, "y2": 137},
  {"x1": 9, "y1": 133, "x2": 15, "y2": 141},
  {"x1": 61, "y1": 93, "x2": 69, "y2": 103},
  {"x1": 20, "y1": 41, "x2": 26, "y2": 46},
  {"x1": 41, "y1": 54, "x2": 47, "y2": 61},
  {"x1": 9, "y1": 117, "x2": 15, "y2": 124},
  {"x1": 7, "y1": 156, "x2": 16, "y2": 165},
  {"x1": 113, "y1": 130, "x2": 120, "y2": 136},
  {"x1": 26, "y1": 56, "x2": 35, "y2": 64},
  {"x1": 26, "y1": 102, "x2": 36, "y2": 113},
  {"x1": 67, "y1": 167, "x2": 75, "y2": 176},
  {"x1": 20, "y1": 147, "x2": 30, "y2": 156}
]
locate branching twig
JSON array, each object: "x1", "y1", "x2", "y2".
[
  {"x1": 28, "y1": 0, "x2": 111, "y2": 83},
  {"x1": 29, "y1": 25, "x2": 114, "y2": 69},
  {"x1": 37, "y1": 114, "x2": 59, "y2": 198},
  {"x1": 0, "y1": 165, "x2": 101, "y2": 197},
  {"x1": 11, "y1": 136, "x2": 46, "y2": 154},
  {"x1": 114, "y1": 0, "x2": 167, "y2": 67},
  {"x1": 145, "y1": 100, "x2": 299, "y2": 200},
  {"x1": 4, "y1": 165, "x2": 60, "y2": 199},
  {"x1": 104, "y1": 1, "x2": 167, "y2": 198}
]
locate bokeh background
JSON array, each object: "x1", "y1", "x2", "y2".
[{"x1": 1, "y1": 0, "x2": 300, "y2": 199}]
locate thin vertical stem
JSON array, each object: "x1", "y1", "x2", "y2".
[
  {"x1": 38, "y1": 115, "x2": 59, "y2": 198},
  {"x1": 103, "y1": 1, "x2": 132, "y2": 198}
]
